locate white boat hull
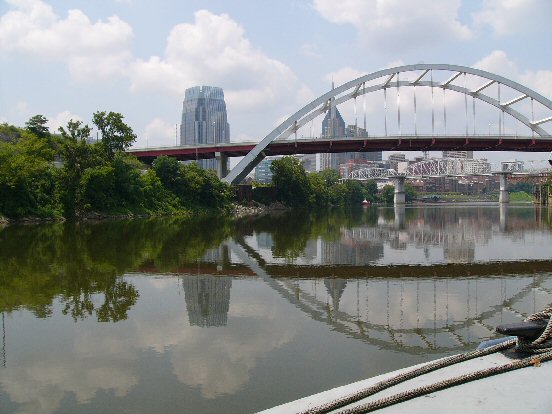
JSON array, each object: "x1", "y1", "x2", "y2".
[{"x1": 258, "y1": 352, "x2": 552, "y2": 413}]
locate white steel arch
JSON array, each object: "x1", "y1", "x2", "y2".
[{"x1": 223, "y1": 64, "x2": 552, "y2": 184}]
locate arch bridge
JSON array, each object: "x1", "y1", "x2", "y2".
[{"x1": 221, "y1": 64, "x2": 552, "y2": 184}]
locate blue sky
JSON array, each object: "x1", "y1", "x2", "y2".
[{"x1": 1, "y1": 0, "x2": 551, "y2": 164}]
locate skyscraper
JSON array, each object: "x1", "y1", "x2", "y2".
[
  {"x1": 180, "y1": 86, "x2": 230, "y2": 170},
  {"x1": 320, "y1": 84, "x2": 382, "y2": 172},
  {"x1": 320, "y1": 99, "x2": 346, "y2": 171}
]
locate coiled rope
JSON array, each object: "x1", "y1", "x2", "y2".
[{"x1": 300, "y1": 307, "x2": 552, "y2": 414}]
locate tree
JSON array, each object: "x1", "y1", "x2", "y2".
[
  {"x1": 93, "y1": 111, "x2": 136, "y2": 159},
  {"x1": 58, "y1": 120, "x2": 98, "y2": 217},
  {"x1": 0, "y1": 130, "x2": 58, "y2": 217},
  {"x1": 380, "y1": 184, "x2": 395, "y2": 204},
  {"x1": 25, "y1": 115, "x2": 50, "y2": 139},
  {"x1": 363, "y1": 180, "x2": 378, "y2": 201},
  {"x1": 270, "y1": 156, "x2": 311, "y2": 207},
  {"x1": 405, "y1": 182, "x2": 418, "y2": 202}
]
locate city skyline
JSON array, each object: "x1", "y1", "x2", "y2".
[{"x1": 1, "y1": 0, "x2": 552, "y2": 165}]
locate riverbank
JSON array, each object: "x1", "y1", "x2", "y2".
[{"x1": 0, "y1": 202, "x2": 291, "y2": 226}]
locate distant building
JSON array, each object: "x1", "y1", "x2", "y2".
[
  {"x1": 442, "y1": 151, "x2": 473, "y2": 159},
  {"x1": 345, "y1": 125, "x2": 382, "y2": 163},
  {"x1": 388, "y1": 153, "x2": 406, "y2": 171},
  {"x1": 463, "y1": 158, "x2": 491, "y2": 174},
  {"x1": 502, "y1": 160, "x2": 524, "y2": 173},
  {"x1": 320, "y1": 94, "x2": 346, "y2": 171},
  {"x1": 295, "y1": 154, "x2": 317, "y2": 172},
  {"x1": 255, "y1": 156, "x2": 279, "y2": 184},
  {"x1": 180, "y1": 85, "x2": 230, "y2": 171}
]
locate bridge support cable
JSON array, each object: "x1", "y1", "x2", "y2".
[
  {"x1": 532, "y1": 98, "x2": 535, "y2": 138},
  {"x1": 498, "y1": 83, "x2": 503, "y2": 136},
  {"x1": 414, "y1": 84, "x2": 418, "y2": 136},
  {"x1": 384, "y1": 87, "x2": 388, "y2": 136},
  {"x1": 397, "y1": 73, "x2": 401, "y2": 135},
  {"x1": 464, "y1": 73, "x2": 469, "y2": 137},
  {"x1": 363, "y1": 82, "x2": 367, "y2": 133},
  {"x1": 473, "y1": 95, "x2": 476, "y2": 136},
  {"x1": 431, "y1": 70, "x2": 435, "y2": 136},
  {"x1": 354, "y1": 96, "x2": 358, "y2": 134},
  {"x1": 443, "y1": 87, "x2": 447, "y2": 135}
]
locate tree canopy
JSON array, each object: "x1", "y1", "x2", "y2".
[
  {"x1": 93, "y1": 111, "x2": 137, "y2": 158},
  {"x1": 0, "y1": 114, "x2": 234, "y2": 220}
]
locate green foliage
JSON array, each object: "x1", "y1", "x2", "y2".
[
  {"x1": 363, "y1": 180, "x2": 378, "y2": 202},
  {"x1": 25, "y1": 114, "x2": 50, "y2": 139},
  {"x1": 93, "y1": 111, "x2": 137, "y2": 159},
  {"x1": 57, "y1": 120, "x2": 99, "y2": 217},
  {"x1": 269, "y1": 157, "x2": 381, "y2": 208},
  {"x1": 152, "y1": 156, "x2": 234, "y2": 211},
  {"x1": 509, "y1": 191, "x2": 533, "y2": 203},
  {"x1": 509, "y1": 182, "x2": 533, "y2": 194},
  {"x1": 0, "y1": 130, "x2": 59, "y2": 217},
  {"x1": 270, "y1": 156, "x2": 311, "y2": 207},
  {"x1": 405, "y1": 182, "x2": 418, "y2": 202},
  {"x1": 0, "y1": 116, "x2": 233, "y2": 220},
  {"x1": 0, "y1": 217, "x2": 233, "y2": 320},
  {"x1": 0, "y1": 123, "x2": 22, "y2": 143},
  {"x1": 380, "y1": 185, "x2": 395, "y2": 204}
]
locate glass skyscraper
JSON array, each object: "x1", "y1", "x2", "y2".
[{"x1": 180, "y1": 86, "x2": 230, "y2": 170}]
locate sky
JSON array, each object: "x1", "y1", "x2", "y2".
[{"x1": 1, "y1": 0, "x2": 552, "y2": 165}]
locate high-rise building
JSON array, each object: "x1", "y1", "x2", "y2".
[
  {"x1": 319, "y1": 89, "x2": 382, "y2": 172},
  {"x1": 180, "y1": 86, "x2": 230, "y2": 170},
  {"x1": 320, "y1": 99, "x2": 346, "y2": 171}
]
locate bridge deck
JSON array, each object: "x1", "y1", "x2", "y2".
[{"x1": 128, "y1": 135, "x2": 552, "y2": 163}]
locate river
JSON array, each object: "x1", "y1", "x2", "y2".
[{"x1": 1, "y1": 205, "x2": 551, "y2": 413}]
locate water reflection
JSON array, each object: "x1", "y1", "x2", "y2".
[
  {"x1": 183, "y1": 276, "x2": 232, "y2": 327},
  {"x1": 0, "y1": 207, "x2": 552, "y2": 413}
]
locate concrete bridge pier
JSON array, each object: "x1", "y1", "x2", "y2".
[
  {"x1": 215, "y1": 152, "x2": 229, "y2": 179},
  {"x1": 392, "y1": 176, "x2": 406, "y2": 205},
  {"x1": 497, "y1": 173, "x2": 510, "y2": 204}
]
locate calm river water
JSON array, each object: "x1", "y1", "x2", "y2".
[{"x1": 1, "y1": 205, "x2": 552, "y2": 413}]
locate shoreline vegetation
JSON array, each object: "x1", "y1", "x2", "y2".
[{"x1": 1, "y1": 113, "x2": 547, "y2": 226}]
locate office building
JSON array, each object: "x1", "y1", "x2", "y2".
[
  {"x1": 180, "y1": 86, "x2": 230, "y2": 170},
  {"x1": 442, "y1": 151, "x2": 473, "y2": 159}
]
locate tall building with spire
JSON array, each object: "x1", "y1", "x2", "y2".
[
  {"x1": 180, "y1": 86, "x2": 230, "y2": 170},
  {"x1": 320, "y1": 82, "x2": 382, "y2": 172},
  {"x1": 320, "y1": 83, "x2": 347, "y2": 171}
]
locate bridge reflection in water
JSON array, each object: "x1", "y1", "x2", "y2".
[
  {"x1": 147, "y1": 205, "x2": 552, "y2": 355},
  {"x1": 173, "y1": 207, "x2": 552, "y2": 356}
]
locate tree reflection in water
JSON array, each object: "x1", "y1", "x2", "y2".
[{"x1": 0, "y1": 216, "x2": 232, "y2": 321}]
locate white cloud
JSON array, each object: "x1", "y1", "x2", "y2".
[
  {"x1": 0, "y1": 0, "x2": 133, "y2": 81},
  {"x1": 46, "y1": 110, "x2": 82, "y2": 132},
  {"x1": 473, "y1": 0, "x2": 552, "y2": 36},
  {"x1": 325, "y1": 67, "x2": 367, "y2": 87},
  {"x1": 474, "y1": 50, "x2": 552, "y2": 99},
  {"x1": 130, "y1": 10, "x2": 310, "y2": 111},
  {"x1": 139, "y1": 117, "x2": 177, "y2": 147},
  {"x1": 312, "y1": 0, "x2": 471, "y2": 52}
]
